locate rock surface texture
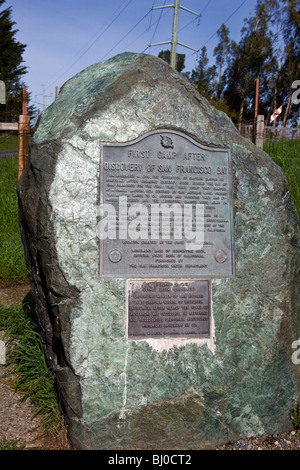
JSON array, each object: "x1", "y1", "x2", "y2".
[{"x1": 17, "y1": 52, "x2": 300, "y2": 450}]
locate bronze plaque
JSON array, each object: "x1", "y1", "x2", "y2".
[
  {"x1": 99, "y1": 129, "x2": 234, "y2": 279},
  {"x1": 127, "y1": 279, "x2": 210, "y2": 339}
]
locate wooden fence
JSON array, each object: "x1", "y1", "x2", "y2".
[{"x1": 239, "y1": 120, "x2": 300, "y2": 144}]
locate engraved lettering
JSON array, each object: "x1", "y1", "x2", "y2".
[
  {"x1": 100, "y1": 130, "x2": 234, "y2": 278},
  {"x1": 157, "y1": 150, "x2": 177, "y2": 159},
  {"x1": 128, "y1": 149, "x2": 150, "y2": 158},
  {"x1": 128, "y1": 280, "x2": 210, "y2": 339}
]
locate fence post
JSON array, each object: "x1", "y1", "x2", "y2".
[
  {"x1": 252, "y1": 78, "x2": 259, "y2": 144},
  {"x1": 18, "y1": 87, "x2": 30, "y2": 179},
  {"x1": 255, "y1": 115, "x2": 264, "y2": 150},
  {"x1": 18, "y1": 114, "x2": 30, "y2": 179}
]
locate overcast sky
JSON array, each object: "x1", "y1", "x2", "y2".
[{"x1": 6, "y1": 0, "x2": 258, "y2": 112}]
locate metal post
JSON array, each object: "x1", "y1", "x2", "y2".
[
  {"x1": 42, "y1": 84, "x2": 46, "y2": 111},
  {"x1": 149, "y1": 2, "x2": 200, "y2": 70},
  {"x1": 170, "y1": 0, "x2": 179, "y2": 70}
]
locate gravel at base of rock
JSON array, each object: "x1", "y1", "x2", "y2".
[
  {"x1": 0, "y1": 368, "x2": 46, "y2": 449},
  {"x1": 216, "y1": 430, "x2": 300, "y2": 450}
]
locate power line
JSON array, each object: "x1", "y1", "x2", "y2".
[
  {"x1": 149, "y1": 0, "x2": 167, "y2": 48},
  {"x1": 120, "y1": 8, "x2": 169, "y2": 54},
  {"x1": 44, "y1": 0, "x2": 249, "y2": 96},
  {"x1": 200, "y1": 0, "x2": 213, "y2": 16},
  {"x1": 179, "y1": 0, "x2": 212, "y2": 32},
  {"x1": 142, "y1": 7, "x2": 172, "y2": 53},
  {"x1": 100, "y1": 9, "x2": 152, "y2": 61},
  {"x1": 186, "y1": 0, "x2": 248, "y2": 61},
  {"x1": 46, "y1": 0, "x2": 134, "y2": 90},
  {"x1": 203, "y1": 0, "x2": 247, "y2": 46},
  {"x1": 147, "y1": 1, "x2": 154, "y2": 32},
  {"x1": 147, "y1": 1, "x2": 201, "y2": 69}
]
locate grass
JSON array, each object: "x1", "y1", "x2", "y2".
[
  {"x1": 291, "y1": 403, "x2": 300, "y2": 431},
  {"x1": 0, "y1": 299, "x2": 62, "y2": 430},
  {"x1": 263, "y1": 139, "x2": 300, "y2": 217},
  {"x1": 0, "y1": 435, "x2": 26, "y2": 450},
  {"x1": 0, "y1": 156, "x2": 28, "y2": 286},
  {"x1": 0, "y1": 136, "x2": 18, "y2": 151}
]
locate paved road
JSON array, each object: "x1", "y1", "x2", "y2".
[{"x1": 0, "y1": 148, "x2": 18, "y2": 158}]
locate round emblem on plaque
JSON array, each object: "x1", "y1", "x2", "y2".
[
  {"x1": 109, "y1": 249, "x2": 122, "y2": 263},
  {"x1": 215, "y1": 249, "x2": 228, "y2": 263},
  {"x1": 160, "y1": 135, "x2": 173, "y2": 149}
]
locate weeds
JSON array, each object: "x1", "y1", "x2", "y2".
[
  {"x1": 0, "y1": 300, "x2": 61, "y2": 430},
  {"x1": 0, "y1": 435, "x2": 26, "y2": 450},
  {"x1": 291, "y1": 403, "x2": 300, "y2": 432}
]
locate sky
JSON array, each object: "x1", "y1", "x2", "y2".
[{"x1": 6, "y1": 0, "x2": 259, "y2": 113}]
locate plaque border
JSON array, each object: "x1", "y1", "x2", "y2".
[
  {"x1": 126, "y1": 278, "x2": 212, "y2": 341},
  {"x1": 99, "y1": 129, "x2": 235, "y2": 279}
]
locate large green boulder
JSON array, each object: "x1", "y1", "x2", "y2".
[{"x1": 17, "y1": 52, "x2": 300, "y2": 450}]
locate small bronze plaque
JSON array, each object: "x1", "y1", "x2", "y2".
[{"x1": 127, "y1": 279, "x2": 210, "y2": 339}]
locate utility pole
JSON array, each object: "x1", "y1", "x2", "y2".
[
  {"x1": 35, "y1": 85, "x2": 52, "y2": 111},
  {"x1": 149, "y1": 0, "x2": 201, "y2": 70},
  {"x1": 42, "y1": 84, "x2": 46, "y2": 110},
  {"x1": 171, "y1": 0, "x2": 180, "y2": 69}
]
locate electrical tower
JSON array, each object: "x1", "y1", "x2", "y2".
[
  {"x1": 35, "y1": 85, "x2": 53, "y2": 111},
  {"x1": 149, "y1": 0, "x2": 201, "y2": 69}
]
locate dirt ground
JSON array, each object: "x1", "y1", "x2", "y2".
[
  {"x1": 0, "y1": 282, "x2": 299, "y2": 451},
  {"x1": 0, "y1": 282, "x2": 72, "y2": 450},
  {"x1": 0, "y1": 357, "x2": 72, "y2": 450}
]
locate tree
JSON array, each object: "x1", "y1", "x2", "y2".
[
  {"x1": 224, "y1": 0, "x2": 279, "y2": 128},
  {"x1": 190, "y1": 46, "x2": 217, "y2": 99},
  {"x1": 276, "y1": 0, "x2": 300, "y2": 129},
  {"x1": 0, "y1": 0, "x2": 28, "y2": 122},
  {"x1": 213, "y1": 24, "x2": 231, "y2": 99},
  {"x1": 158, "y1": 49, "x2": 186, "y2": 73}
]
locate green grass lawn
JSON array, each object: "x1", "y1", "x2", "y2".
[
  {"x1": 0, "y1": 156, "x2": 28, "y2": 286},
  {"x1": 0, "y1": 135, "x2": 18, "y2": 150},
  {"x1": 263, "y1": 139, "x2": 300, "y2": 217}
]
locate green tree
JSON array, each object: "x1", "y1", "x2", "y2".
[
  {"x1": 190, "y1": 46, "x2": 217, "y2": 99},
  {"x1": 213, "y1": 24, "x2": 231, "y2": 99},
  {"x1": 158, "y1": 49, "x2": 186, "y2": 73},
  {"x1": 224, "y1": 0, "x2": 279, "y2": 129},
  {"x1": 276, "y1": 0, "x2": 300, "y2": 128},
  {"x1": 0, "y1": 0, "x2": 28, "y2": 122}
]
